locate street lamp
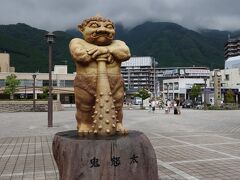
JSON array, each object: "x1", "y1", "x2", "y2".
[
  {"x1": 32, "y1": 74, "x2": 37, "y2": 111},
  {"x1": 45, "y1": 32, "x2": 56, "y2": 127},
  {"x1": 166, "y1": 84, "x2": 169, "y2": 100},
  {"x1": 153, "y1": 58, "x2": 156, "y2": 100},
  {"x1": 204, "y1": 77, "x2": 207, "y2": 110}
]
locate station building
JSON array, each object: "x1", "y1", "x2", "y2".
[
  {"x1": 3, "y1": 53, "x2": 238, "y2": 105},
  {"x1": 122, "y1": 57, "x2": 210, "y2": 103}
]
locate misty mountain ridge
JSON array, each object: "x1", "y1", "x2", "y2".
[{"x1": 1, "y1": 21, "x2": 240, "y2": 73}]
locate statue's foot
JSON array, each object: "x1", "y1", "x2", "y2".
[
  {"x1": 116, "y1": 123, "x2": 128, "y2": 135},
  {"x1": 77, "y1": 124, "x2": 93, "y2": 136}
]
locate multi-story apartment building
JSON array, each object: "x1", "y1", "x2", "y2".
[
  {"x1": 121, "y1": 57, "x2": 153, "y2": 92},
  {"x1": 224, "y1": 37, "x2": 240, "y2": 69}
]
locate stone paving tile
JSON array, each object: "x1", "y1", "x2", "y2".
[
  {"x1": 0, "y1": 136, "x2": 58, "y2": 180},
  {"x1": 1, "y1": 133, "x2": 240, "y2": 179},
  {"x1": 149, "y1": 137, "x2": 184, "y2": 147},
  {"x1": 224, "y1": 133, "x2": 240, "y2": 140},
  {"x1": 173, "y1": 135, "x2": 240, "y2": 145},
  {"x1": 155, "y1": 145, "x2": 228, "y2": 163},
  {"x1": 151, "y1": 132, "x2": 210, "y2": 138},
  {"x1": 203, "y1": 143, "x2": 240, "y2": 157},
  {"x1": 158, "y1": 164, "x2": 186, "y2": 180},
  {"x1": 172, "y1": 159, "x2": 240, "y2": 180}
]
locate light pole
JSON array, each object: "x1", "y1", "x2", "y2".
[
  {"x1": 45, "y1": 32, "x2": 56, "y2": 127},
  {"x1": 32, "y1": 74, "x2": 37, "y2": 111},
  {"x1": 24, "y1": 85, "x2": 27, "y2": 99},
  {"x1": 153, "y1": 58, "x2": 156, "y2": 100},
  {"x1": 166, "y1": 84, "x2": 169, "y2": 100},
  {"x1": 204, "y1": 77, "x2": 207, "y2": 110}
]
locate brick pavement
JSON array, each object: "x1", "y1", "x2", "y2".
[{"x1": 0, "y1": 109, "x2": 240, "y2": 179}]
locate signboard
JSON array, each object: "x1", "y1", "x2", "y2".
[
  {"x1": 185, "y1": 69, "x2": 210, "y2": 74},
  {"x1": 163, "y1": 69, "x2": 178, "y2": 75},
  {"x1": 180, "y1": 69, "x2": 185, "y2": 75}
]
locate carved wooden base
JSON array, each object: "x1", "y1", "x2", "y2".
[{"x1": 52, "y1": 130, "x2": 158, "y2": 180}]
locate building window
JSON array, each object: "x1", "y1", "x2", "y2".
[
  {"x1": 225, "y1": 74, "x2": 229, "y2": 80},
  {"x1": 65, "y1": 80, "x2": 73, "y2": 87},
  {"x1": 174, "y1": 82, "x2": 179, "y2": 90},
  {"x1": 0, "y1": 80, "x2": 5, "y2": 87},
  {"x1": 20, "y1": 80, "x2": 33, "y2": 87},
  {"x1": 43, "y1": 80, "x2": 49, "y2": 86},
  {"x1": 52, "y1": 80, "x2": 57, "y2": 87}
]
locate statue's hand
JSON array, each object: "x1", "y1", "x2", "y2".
[
  {"x1": 96, "y1": 54, "x2": 108, "y2": 62},
  {"x1": 86, "y1": 48, "x2": 98, "y2": 56},
  {"x1": 73, "y1": 48, "x2": 92, "y2": 63},
  {"x1": 86, "y1": 47, "x2": 114, "y2": 63},
  {"x1": 107, "y1": 53, "x2": 114, "y2": 64},
  {"x1": 88, "y1": 47, "x2": 109, "y2": 59}
]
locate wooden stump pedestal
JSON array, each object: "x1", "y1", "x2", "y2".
[{"x1": 52, "y1": 130, "x2": 158, "y2": 180}]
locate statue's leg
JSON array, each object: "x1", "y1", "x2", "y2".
[
  {"x1": 74, "y1": 87, "x2": 95, "y2": 135},
  {"x1": 113, "y1": 86, "x2": 127, "y2": 134}
]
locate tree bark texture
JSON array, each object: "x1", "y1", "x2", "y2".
[{"x1": 52, "y1": 130, "x2": 158, "y2": 180}]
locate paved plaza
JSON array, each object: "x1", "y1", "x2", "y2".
[{"x1": 0, "y1": 108, "x2": 240, "y2": 179}]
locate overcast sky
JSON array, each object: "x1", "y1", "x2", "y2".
[{"x1": 1, "y1": 0, "x2": 240, "y2": 32}]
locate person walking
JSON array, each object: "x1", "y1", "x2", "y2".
[
  {"x1": 166, "y1": 99, "x2": 171, "y2": 113},
  {"x1": 148, "y1": 101, "x2": 152, "y2": 112},
  {"x1": 173, "y1": 99, "x2": 178, "y2": 115},
  {"x1": 151, "y1": 100, "x2": 156, "y2": 113},
  {"x1": 176, "y1": 98, "x2": 181, "y2": 115}
]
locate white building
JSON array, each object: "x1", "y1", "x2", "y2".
[
  {"x1": 0, "y1": 65, "x2": 75, "y2": 104},
  {"x1": 163, "y1": 78, "x2": 209, "y2": 102},
  {"x1": 225, "y1": 56, "x2": 240, "y2": 69},
  {"x1": 0, "y1": 53, "x2": 15, "y2": 72},
  {"x1": 208, "y1": 68, "x2": 240, "y2": 104}
]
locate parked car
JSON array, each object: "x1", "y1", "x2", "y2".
[{"x1": 182, "y1": 100, "x2": 193, "y2": 108}]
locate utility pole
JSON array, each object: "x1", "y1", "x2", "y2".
[
  {"x1": 153, "y1": 57, "x2": 156, "y2": 100},
  {"x1": 204, "y1": 77, "x2": 207, "y2": 110},
  {"x1": 45, "y1": 32, "x2": 56, "y2": 127}
]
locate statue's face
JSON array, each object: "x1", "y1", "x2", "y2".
[{"x1": 81, "y1": 20, "x2": 115, "y2": 46}]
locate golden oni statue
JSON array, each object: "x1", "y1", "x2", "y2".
[{"x1": 69, "y1": 15, "x2": 131, "y2": 136}]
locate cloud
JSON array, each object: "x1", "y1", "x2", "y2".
[{"x1": 0, "y1": 0, "x2": 240, "y2": 31}]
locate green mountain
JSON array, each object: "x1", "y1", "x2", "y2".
[
  {"x1": 125, "y1": 22, "x2": 226, "y2": 68},
  {"x1": 0, "y1": 23, "x2": 75, "y2": 72},
  {"x1": 0, "y1": 22, "x2": 238, "y2": 72}
]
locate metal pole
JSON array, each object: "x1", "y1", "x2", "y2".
[
  {"x1": 25, "y1": 85, "x2": 27, "y2": 99},
  {"x1": 153, "y1": 58, "x2": 156, "y2": 100},
  {"x1": 167, "y1": 84, "x2": 169, "y2": 100},
  {"x1": 204, "y1": 78, "x2": 207, "y2": 110},
  {"x1": 128, "y1": 69, "x2": 130, "y2": 90},
  {"x1": 33, "y1": 75, "x2": 36, "y2": 111},
  {"x1": 48, "y1": 43, "x2": 53, "y2": 127}
]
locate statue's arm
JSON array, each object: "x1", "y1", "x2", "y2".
[
  {"x1": 108, "y1": 40, "x2": 131, "y2": 62},
  {"x1": 69, "y1": 38, "x2": 93, "y2": 64}
]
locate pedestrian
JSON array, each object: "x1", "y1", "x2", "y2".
[
  {"x1": 167, "y1": 99, "x2": 171, "y2": 113},
  {"x1": 151, "y1": 100, "x2": 156, "y2": 113},
  {"x1": 176, "y1": 98, "x2": 181, "y2": 115},
  {"x1": 173, "y1": 99, "x2": 178, "y2": 115},
  {"x1": 148, "y1": 101, "x2": 151, "y2": 112}
]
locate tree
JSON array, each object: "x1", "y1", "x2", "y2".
[
  {"x1": 225, "y1": 89, "x2": 235, "y2": 103},
  {"x1": 190, "y1": 84, "x2": 201, "y2": 105},
  {"x1": 134, "y1": 88, "x2": 151, "y2": 109},
  {"x1": 38, "y1": 86, "x2": 49, "y2": 99},
  {"x1": 4, "y1": 74, "x2": 20, "y2": 100}
]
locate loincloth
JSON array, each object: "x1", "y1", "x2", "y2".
[{"x1": 74, "y1": 74, "x2": 124, "y2": 96}]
